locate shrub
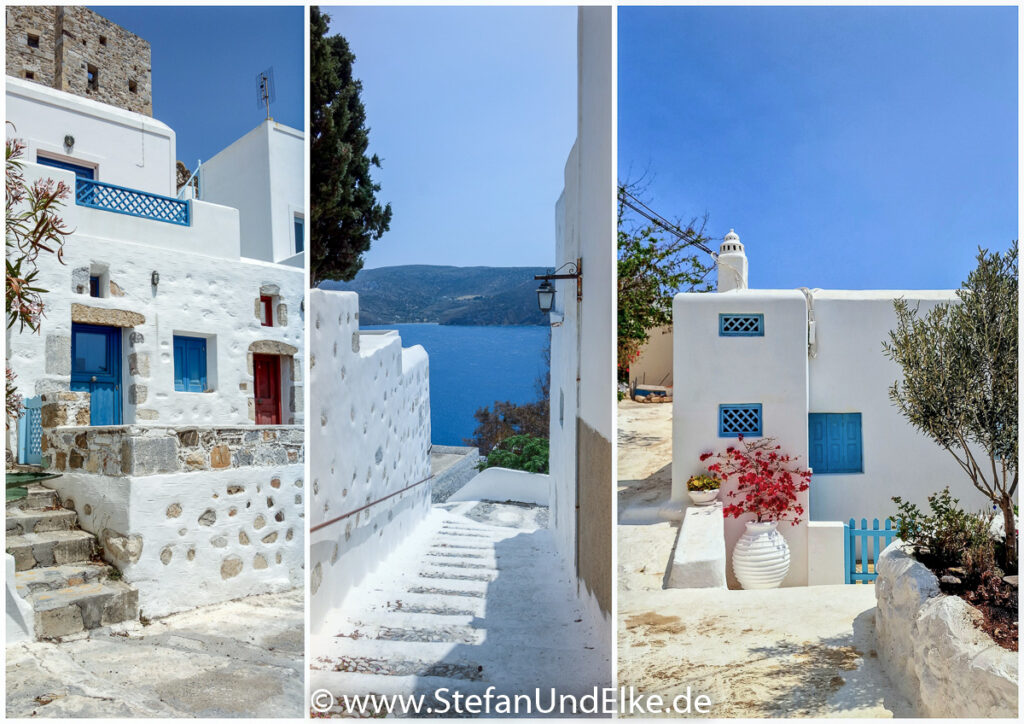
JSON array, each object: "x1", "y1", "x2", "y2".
[
  {"x1": 700, "y1": 436, "x2": 811, "y2": 525},
  {"x1": 687, "y1": 474, "x2": 720, "y2": 492},
  {"x1": 477, "y1": 434, "x2": 548, "y2": 474},
  {"x1": 892, "y1": 487, "x2": 999, "y2": 582}
]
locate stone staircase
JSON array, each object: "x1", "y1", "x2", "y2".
[
  {"x1": 310, "y1": 503, "x2": 609, "y2": 715},
  {"x1": 6, "y1": 483, "x2": 138, "y2": 639}
]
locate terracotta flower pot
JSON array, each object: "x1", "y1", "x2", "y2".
[{"x1": 732, "y1": 520, "x2": 790, "y2": 589}]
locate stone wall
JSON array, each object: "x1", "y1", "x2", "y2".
[
  {"x1": 308, "y1": 290, "x2": 432, "y2": 634},
  {"x1": 6, "y1": 6, "x2": 152, "y2": 115},
  {"x1": 875, "y1": 542, "x2": 1018, "y2": 717},
  {"x1": 430, "y1": 445, "x2": 481, "y2": 503},
  {"x1": 42, "y1": 422, "x2": 304, "y2": 477},
  {"x1": 45, "y1": 464, "x2": 304, "y2": 618}
]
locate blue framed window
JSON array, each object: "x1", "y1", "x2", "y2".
[
  {"x1": 809, "y1": 413, "x2": 863, "y2": 473},
  {"x1": 37, "y1": 154, "x2": 95, "y2": 179},
  {"x1": 719, "y1": 404, "x2": 762, "y2": 437},
  {"x1": 89, "y1": 276, "x2": 101, "y2": 297},
  {"x1": 294, "y1": 215, "x2": 304, "y2": 254},
  {"x1": 173, "y1": 336, "x2": 208, "y2": 393},
  {"x1": 719, "y1": 313, "x2": 764, "y2": 336}
]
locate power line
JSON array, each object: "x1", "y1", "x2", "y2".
[{"x1": 619, "y1": 188, "x2": 716, "y2": 256}]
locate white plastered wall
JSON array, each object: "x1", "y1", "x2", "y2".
[
  {"x1": 807, "y1": 291, "x2": 995, "y2": 521},
  {"x1": 548, "y1": 5, "x2": 613, "y2": 654},
  {"x1": 201, "y1": 120, "x2": 305, "y2": 265},
  {"x1": 308, "y1": 290, "x2": 431, "y2": 633},
  {"x1": 631, "y1": 325, "x2": 673, "y2": 388},
  {"x1": 8, "y1": 162, "x2": 304, "y2": 428},
  {"x1": 673, "y1": 289, "x2": 811, "y2": 587},
  {"x1": 7, "y1": 77, "x2": 176, "y2": 196},
  {"x1": 44, "y1": 465, "x2": 305, "y2": 618}
]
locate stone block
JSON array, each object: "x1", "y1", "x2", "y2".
[
  {"x1": 102, "y1": 529, "x2": 143, "y2": 564},
  {"x1": 128, "y1": 384, "x2": 147, "y2": 405},
  {"x1": 177, "y1": 429, "x2": 199, "y2": 447},
  {"x1": 210, "y1": 445, "x2": 231, "y2": 469},
  {"x1": 259, "y1": 283, "x2": 280, "y2": 296},
  {"x1": 136, "y1": 409, "x2": 159, "y2": 421},
  {"x1": 44, "y1": 335, "x2": 71, "y2": 375},
  {"x1": 71, "y1": 266, "x2": 90, "y2": 294},
  {"x1": 41, "y1": 403, "x2": 68, "y2": 429},
  {"x1": 70, "y1": 304, "x2": 144, "y2": 328},
  {"x1": 277, "y1": 303, "x2": 288, "y2": 326},
  {"x1": 120, "y1": 434, "x2": 178, "y2": 476},
  {"x1": 128, "y1": 352, "x2": 150, "y2": 377},
  {"x1": 37, "y1": 605, "x2": 85, "y2": 639}
]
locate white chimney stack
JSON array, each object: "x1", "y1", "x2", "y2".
[{"x1": 716, "y1": 229, "x2": 748, "y2": 292}]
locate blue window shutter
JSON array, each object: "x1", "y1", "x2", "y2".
[
  {"x1": 173, "y1": 337, "x2": 185, "y2": 391},
  {"x1": 173, "y1": 336, "x2": 207, "y2": 392},
  {"x1": 808, "y1": 412, "x2": 863, "y2": 473},
  {"x1": 808, "y1": 413, "x2": 826, "y2": 471}
]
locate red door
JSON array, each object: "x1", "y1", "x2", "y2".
[{"x1": 253, "y1": 354, "x2": 281, "y2": 425}]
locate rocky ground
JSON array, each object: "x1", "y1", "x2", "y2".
[
  {"x1": 616, "y1": 400, "x2": 911, "y2": 718},
  {"x1": 6, "y1": 588, "x2": 304, "y2": 718}
]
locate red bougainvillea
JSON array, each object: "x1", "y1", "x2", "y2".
[{"x1": 699, "y1": 435, "x2": 811, "y2": 525}]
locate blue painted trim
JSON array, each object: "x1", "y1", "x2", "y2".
[
  {"x1": 173, "y1": 335, "x2": 208, "y2": 392},
  {"x1": 75, "y1": 178, "x2": 190, "y2": 226},
  {"x1": 719, "y1": 313, "x2": 764, "y2": 336},
  {"x1": 718, "y1": 403, "x2": 763, "y2": 437},
  {"x1": 809, "y1": 412, "x2": 863, "y2": 473},
  {"x1": 17, "y1": 396, "x2": 43, "y2": 465},
  {"x1": 37, "y1": 154, "x2": 95, "y2": 179}
]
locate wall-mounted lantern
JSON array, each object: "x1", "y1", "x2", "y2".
[
  {"x1": 533, "y1": 258, "x2": 582, "y2": 314},
  {"x1": 63, "y1": 134, "x2": 75, "y2": 149},
  {"x1": 151, "y1": 271, "x2": 160, "y2": 287},
  {"x1": 536, "y1": 280, "x2": 555, "y2": 313}
]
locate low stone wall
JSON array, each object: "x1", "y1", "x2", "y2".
[
  {"x1": 667, "y1": 501, "x2": 727, "y2": 589},
  {"x1": 430, "y1": 445, "x2": 481, "y2": 503},
  {"x1": 875, "y1": 542, "x2": 1018, "y2": 717},
  {"x1": 42, "y1": 424, "x2": 304, "y2": 476},
  {"x1": 45, "y1": 464, "x2": 305, "y2": 619}
]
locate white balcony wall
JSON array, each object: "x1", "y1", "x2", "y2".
[{"x1": 7, "y1": 77, "x2": 176, "y2": 196}]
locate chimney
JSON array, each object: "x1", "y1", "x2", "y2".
[{"x1": 716, "y1": 229, "x2": 748, "y2": 292}]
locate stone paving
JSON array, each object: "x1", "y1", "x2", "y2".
[
  {"x1": 310, "y1": 501, "x2": 610, "y2": 715},
  {"x1": 6, "y1": 587, "x2": 304, "y2": 718},
  {"x1": 616, "y1": 400, "x2": 911, "y2": 717}
]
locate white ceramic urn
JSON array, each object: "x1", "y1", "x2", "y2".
[{"x1": 732, "y1": 520, "x2": 790, "y2": 589}]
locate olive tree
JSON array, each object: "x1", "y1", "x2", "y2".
[{"x1": 883, "y1": 243, "x2": 1018, "y2": 569}]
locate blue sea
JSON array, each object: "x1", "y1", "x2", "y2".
[{"x1": 362, "y1": 324, "x2": 550, "y2": 446}]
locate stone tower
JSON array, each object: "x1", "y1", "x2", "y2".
[{"x1": 6, "y1": 6, "x2": 152, "y2": 116}]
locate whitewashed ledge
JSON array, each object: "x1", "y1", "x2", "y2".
[
  {"x1": 666, "y1": 501, "x2": 727, "y2": 588},
  {"x1": 875, "y1": 541, "x2": 1018, "y2": 717}
]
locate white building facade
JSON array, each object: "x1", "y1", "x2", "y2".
[
  {"x1": 671, "y1": 231, "x2": 996, "y2": 587},
  {"x1": 6, "y1": 64, "x2": 305, "y2": 625}
]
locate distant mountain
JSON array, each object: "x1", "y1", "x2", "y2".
[{"x1": 320, "y1": 265, "x2": 550, "y2": 326}]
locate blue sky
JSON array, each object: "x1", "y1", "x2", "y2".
[
  {"x1": 90, "y1": 6, "x2": 303, "y2": 168},
  {"x1": 325, "y1": 5, "x2": 576, "y2": 269},
  {"x1": 619, "y1": 6, "x2": 1018, "y2": 290}
]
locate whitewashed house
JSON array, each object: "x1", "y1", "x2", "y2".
[
  {"x1": 5, "y1": 10, "x2": 305, "y2": 641},
  {"x1": 669, "y1": 230, "x2": 1000, "y2": 588}
]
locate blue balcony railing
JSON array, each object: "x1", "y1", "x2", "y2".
[{"x1": 76, "y1": 178, "x2": 190, "y2": 226}]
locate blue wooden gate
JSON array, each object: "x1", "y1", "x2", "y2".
[
  {"x1": 17, "y1": 396, "x2": 43, "y2": 465},
  {"x1": 844, "y1": 518, "x2": 896, "y2": 584}
]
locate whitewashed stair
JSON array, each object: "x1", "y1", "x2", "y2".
[{"x1": 6, "y1": 483, "x2": 138, "y2": 639}]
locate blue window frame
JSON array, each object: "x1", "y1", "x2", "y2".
[
  {"x1": 294, "y1": 215, "x2": 304, "y2": 254},
  {"x1": 37, "y1": 154, "x2": 95, "y2": 179},
  {"x1": 89, "y1": 276, "x2": 100, "y2": 297},
  {"x1": 173, "y1": 336, "x2": 208, "y2": 393},
  {"x1": 809, "y1": 413, "x2": 863, "y2": 473},
  {"x1": 719, "y1": 313, "x2": 764, "y2": 336},
  {"x1": 719, "y1": 404, "x2": 762, "y2": 437}
]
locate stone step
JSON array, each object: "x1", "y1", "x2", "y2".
[
  {"x1": 31, "y1": 580, "x2": 139, "y2": 639},
  {"x1": 15, "y1": 562, "x2": 111, "y2": 596},
  {"x1": 418, "y1": 568, "x2": 496, "y2": 583},
  {"x1": 312, "y1": 640, "x2": 485, "y2": 681},
  {"x1": 6, "y1": 483, "x2": 60, "y2": 512},
  {"x1": 333, "y1": 620, "x2": 485, "y2": 645},
  {"x1": 6, "y1": 530, "x2": 97, "y2": 571},
  {"x1": 6, "y1": 507, "x2": 78, "y2": 535}
]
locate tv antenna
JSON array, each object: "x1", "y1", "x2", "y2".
[{"x1": 256, "y1": 67, "x2": 276, "y2": 121}]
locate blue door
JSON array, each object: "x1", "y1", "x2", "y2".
[{"x1": 70, "y1": 323, "x2": 122, "y2": 425}]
